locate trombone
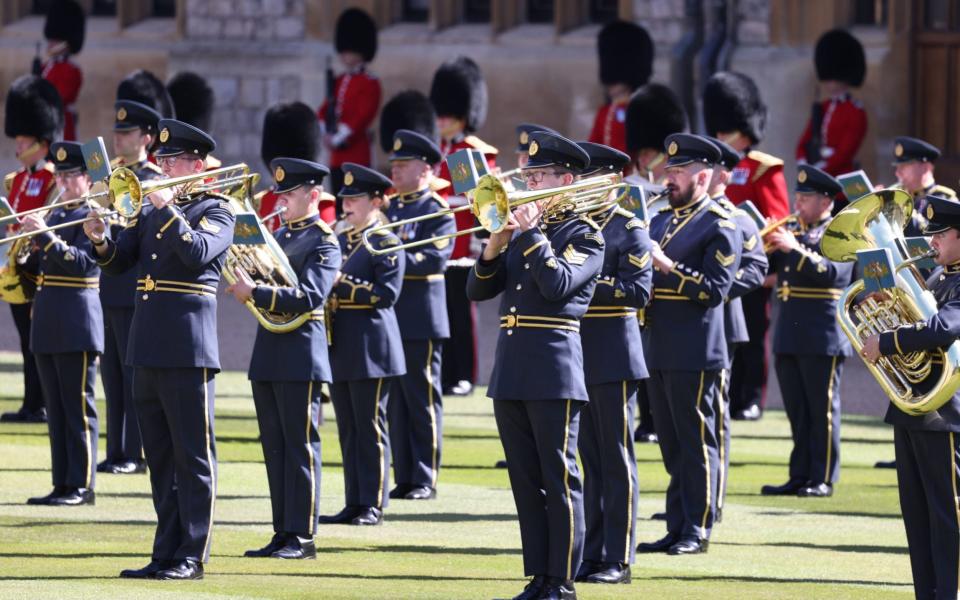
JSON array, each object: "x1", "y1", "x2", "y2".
[
  {"x1": 362, "y1": 173, "x2": 629, "y2": 255},
  {"x1": 759, "y1": 213, "x2": 800, "y2": 253},
  {"x1": 0, "y1": 163, "x2": 256, "y2": 245}
]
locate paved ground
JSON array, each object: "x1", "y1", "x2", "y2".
[{"x1": 0, "y1": 285, "x2": 888, "y2": 417}]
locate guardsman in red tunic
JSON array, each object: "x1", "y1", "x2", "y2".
[
  {"x1": 588, "y1": 21, "x2": 653, "y2": 155},
  {"x1": 39, "y1": 0, "x2": 85, "y2": 142},
  {"x1": 623, "y1": 82, "x2": 687, "y2": 444},
  {"x1": 429, "y1": 56, "x2": 498, "y2": 397},
  {"x1": 256, "y1": 102, "x2": 335, "y2": 230},
  {"x1": 318, "y1": 8, "x2": 382, "y2": 196},
  {"x1": 795, "y1": 29, "x2": 868, "y2": 180},
  {"x1": 703, "y1": 71, "x2": 789, "y2": 422},
  {"x1": 1, "y1": 75, "x2": 63, "y2": 423}
]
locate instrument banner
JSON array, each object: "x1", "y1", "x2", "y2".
[
  {"x1": 837, "y1": 169, "x2": 874, "y2": 202},
  {"x1": 81, "y1": 137, "x2": 112, "y2": 183},
  {"x1": 446, "y1": 149, "x2": 486, "y2": 195},
  {"x1": 905, "y1": 237, "x2": 938, "y2": 270},
  {"x1": 233, "y1": 212, "x2": 267, "y2": 245},
  {"x1": 857, "y1": 247, "x2": 897, "y2": 293}
]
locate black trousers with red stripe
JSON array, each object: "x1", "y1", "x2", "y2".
[
  {"x1": 895, "y1": 426, "x2": 960, "y2": 600},
  {"x1": 35, "y1": 352, "x2": 98, "y2": 490}
]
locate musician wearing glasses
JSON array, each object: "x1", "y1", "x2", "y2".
[
  {"x1": 384, "y1": 129, "x2": 455, "y2": 502},
  {"x1": 96, "y1": 99, "x2": 164, "y2": 476},
  {"x1": 761, "y1": 165, "x2": 853, "y2": 499},
  {"x1": 21, "y1": 142, "x2": 101, "y2": 507},
  {"x1": 84, "y1": 119, "x2": 235, "y2": 581},
  {"x1": 574, "y1": 142, "x2": 651, "y2": 586},
  {"x1": 1, "y1": 75, "x2": 63, "y2": 424},
  {"x1": 638, "y1": 134, "x2": 739, "y2": 557},
  {"x1": 862, "y1": 196, "x2": 960, "y2": 600},
  {"x1": 467, "y1": 131, "x2": 603, "y2": 600},
  {"x1": 319, "y1": 164, "x2": 405, "y2": 527},
  {"x1": 706, "y1": 136, "x2": 769, "y2": 521},
  {"x1": 226, "y1": 158, "x2": 340, "y2": 560}
]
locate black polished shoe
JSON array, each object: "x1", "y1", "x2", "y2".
[
  {"x1": 511, "y1": 575, "x2": 547, "y2": 600},
  {"x1": 637, "y1": 532, "x2": 679, "y2": 553},
  {"x1": 448, "y1": 380, "x2": 473, "y2": 396},
  {"x1": 760, "y1": 478, "x2": 806, "y2": 496},
  {"x1": 244, "y1": 532, "x2": 287, "y2": 557},
  {"x1": 1, "y1": 407, "x2": 46, "y2": 423},
  {"x1": 26, "y1": 486, "x2": 66, "y2": 505},
  {"x1": 317, "y1": 505, "x2": 361, "y2": 524},
  {"x1": 50, "y1": 488, "x2": 95, "y2": 506},
  {"x1": 537, "y1": 577, "x2": 577, "y2": 599},
  {"x1": 633, "y1": 426, "x2": 658, "y2": 444},
  {"x1": 272, "y1": 535, "x2": 316, "y2": 560},
  {"x1": 96, "y1": 460, "x2": 115, "y2": 473},
  {"x1": 573, "y1": 560, "x2": 600, "y2": 582},
  {"x1": 797, "y1": 482, "x2": 833, "y2": 497},
  {"x1": 874, "y1": 460, "x2": 896, "y2": 469},
  {"x1": 585, "y1": 562, "x2": 631, "y2": 584},
  {"x1": 732, "y1": 405, "x2": 762, "y2": 421},
  {"x1": 119, "y1": 559, "x2": 171, "y2": 579},
  {"x1": 351, "y1": 506, "x2": 383, "y2": 526},
  {"x1": 110, "y1": 460, "x2": 144, "y2": 474},
  {"x1": 156, "y1": 558, "x2": 203, "y2": 580},
  {"x1": 404, "y1": 485, "x2": 437, "y2": 500},
  {"x1": 650, "y1": 512, "x2": 666, "y2": 521},
  {"x1": 388, "y1": 484, "x2": 413, "y2": 499},
  {"x1": 495, "y1": 459, "x2": 508, "y2": 469},
  {"x1": 668, "y1": 536, "x2": 708, "y2": 555}
]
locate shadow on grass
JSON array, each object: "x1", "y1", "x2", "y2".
[
  {"x1": 645, "y1": 574, "x2": 910, "y2": 587},
  {"x1": 715, "y1": 540, "x2": 907, "y2": 555},
  {"x1": 8, "y1": 519, "x2": 271, "y2": 528},
  {"x1": 753, "y1": 510, "x2": 901, "y2": 520},
  {"x1": 320, "y1": 544, "x2": 521, "y2": 556},
  {"x1": 96, "y1": 492, "x2": 270, "y2": 501},
  {"x1": 212, "y1": 571, "x2": 513, "y2": 582},
  {"x1": 737, "y1": 434, "x2": 891, "y2": 446},
  {"x1": 383, "y1": 512, "x2": 516, "y2": 523}
]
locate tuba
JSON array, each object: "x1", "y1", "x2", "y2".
[
  {"x1": 221, "y1": 191, "x2": 314, "y2": 334},
  {"x1": 821, "y1": 189, "x2": 960, "y2": 415}
]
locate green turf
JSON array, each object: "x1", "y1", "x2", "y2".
[{"x1": 0, "y1": 351, "x2": 915, "y2": 599}]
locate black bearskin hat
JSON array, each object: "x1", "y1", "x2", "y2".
[
  {"x1": 379, "y1": 90, "x2": 438, "y2": 153},
  {"x1": 597, "y1": 20, "x2": 654, "y2": 90},
  {"x1": 335, "y1": 8, "x2": 378, "y2": 63},
  {"x1": 117, "y1": 70, "x2": 175, "y2": 119},
  {"x1": 167, "y1": 72, "x2": 215, "y2": 132},
  {"x1": 815, "y1": 29, "x2": 866, "y2": 87},
  {"x1": 702, "y1": 71, "x2": 767, "y2": 144},
  {"x1": 260, "y1": 102, "x2": 320, "y2": 169},
  {"x1": 4, "y1": 75, "x2": 64, "y2": 142},
  {"x1": 429, "y1": 56, "x2": 488, "y2": 134},
  {"x1": 44, "y1": 0, "x2": 86, "y2": 55},
  {"x1": 625, "y1": 83, "x2": 686, "y2": 153}
]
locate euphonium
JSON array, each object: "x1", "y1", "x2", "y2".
[
  {"x1": 362, "y1": 172, "x2": 628, "y2": 255},
  {"x1": 820, "y1": 189, "x2": 960, "y2": 415},
  {"x1": 221, "y1": 194, "x2": 314, "y2": 334}
]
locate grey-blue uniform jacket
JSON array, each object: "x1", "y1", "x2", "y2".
[
  {"x1": 94, "y1": 193, "x2": 236, "y2": 369},
  {"x1": 715, "y1": 195, "x2": 768, "y2": 348},
  {"x1": 770, "y1": 217, "x2": 854, "y2": 357},
  {"x1": 247, "y1": 214, "x2": 341, "y2": 382},
  {"x1": 386, "y1": 188, "x2": 456, "y2": 340},
  {"x1": 582, "y1": 206, "x2": 652, "y2": 385},
  {"x1": 30, "y1": 204, "x2": 104, "y2": 354},
  {"x1": 466, "y1": 212, "x2": 605, "y2": 401},
  {"x1": 880, "y1": 264, "x2": 960, "y2": 432},
  {"x1": 329, "y1": 223, "x2": 406, "y2": 382},
  {"x1": 100, "y1": 160, "x2": 163, "y2": 309},
  {"x1": 646, "y1": 196, "x2": 740, "y2": 371}
]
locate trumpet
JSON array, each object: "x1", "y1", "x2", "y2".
[
  {"x1": 362, "y1": 173, "x2": 629, "y2": 255},
  {"x1": 759, "y1": 213, "x2": 799, "y2": 253},
  {"x1": 0, "y1": 163, "x2": 256, "y2": 245}
]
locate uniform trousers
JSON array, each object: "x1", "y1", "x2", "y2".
[{"x1": 330, "y1": 378, "x2": 391, "y2": 509}]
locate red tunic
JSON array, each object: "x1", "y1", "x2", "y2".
[
  {"x1": 317, "y1": 68, "x2": 382, "y2": 169},
  {"x1": 436, "y1": 135, "x2": 499, "y2": 261},
  {"x1": 795, "y1": 94, "x2": 867, "y2": 176},
  {"x1": 41, "y1": 57, "x2": 82, "y2": 141},
  {"x1": 587, "y1": 99, "x2": 628, "y2": 153},
  {"x1": 5, "y1": 164, "x2": 57, "y2": 220},
  {"x1": 257, "y1": 189, "x2": 336, "y2": 233},
  {"x1": 724, "y1": 150, "x2": 790, "y2": 219}
]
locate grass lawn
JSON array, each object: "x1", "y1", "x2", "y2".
[{"x1": 0, "y1": 351, "x2": 915, "y2": 599}]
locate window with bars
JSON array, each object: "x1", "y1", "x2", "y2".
[
  {"x1": 589, "y1": 0, "x2": 619, "y2": 23},
  {"x1": 922, "y1": 0, "x2": 957, "y2": 30},
  {"x1": 853, "y1": 0, "x2": 887, "y2": 26},
  {"x1": 527, "y1": 0, "x2": 553, "y2": 23},
  {"x1": 401, "y1": 0, "x2": 429, "y2": 22},
  {"x1": 464, "y1": 0, "x2": 491, "y2": 23}
]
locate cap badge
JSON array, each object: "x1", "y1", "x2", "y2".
[
  {"x1": 344, "y1": 171, "x2": 354, "y2": 186},
  {"x1": 927, "y1": 204, "x2": 935, "y2": 220},
  {"x1": 117, "y1": 107, "x2": 128, "y2": 121},
  {"x1": 159, "y1": 128, "x2": 170, "y2": 143},
  {"x1": 667, "y1": 141, "x2": 678, "y2": 156},
  {"x1": 529, "y1": 140, "x2": 539, "y2": 156},
  {"x1": 895, "y1": 143, "x2": 904, "y2": 158},
  {"x1": 55, "y1": 147, "x2": 67, "y2": 162},
  {"x1": 274, "y1": 166, "x2": 285, "y2": 183},
  {"x1": 519, "y1": 131, "x2": 529, "y2": 145},
  {"x1": 798, "y1": 169, "x2": 808, "y2": 184}
]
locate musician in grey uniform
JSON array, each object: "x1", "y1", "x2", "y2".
[
  {"x1": 864, "y1": 195, "x2": 960, "y2": 600},
  {"x1": 228, "y1": 158, "x2": 341, "y2": 559}
]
